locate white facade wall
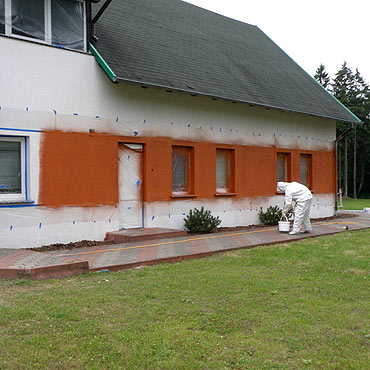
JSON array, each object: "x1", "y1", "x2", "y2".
[{"x1": 0, "y1": 37, "x2": 337, "y2": 248}]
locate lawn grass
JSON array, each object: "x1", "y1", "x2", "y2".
[
  {"x1": 341, "y1": 197, "x2": 370, "y2": 210},
  {"x1": 0, "y1": 230, "x2": 369, "y2": 369}
]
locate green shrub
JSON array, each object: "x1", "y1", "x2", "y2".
[
  {"x1": 258, "y1": 206, "x2": 291, "y2": 225},
  {"x1": 184, "y1": 207, "x2": 221, "y2": 233}
]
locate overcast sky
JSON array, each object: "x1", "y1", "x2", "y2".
[{"x1": 185, "y1": 0, "x2": 370, "y2": 84}]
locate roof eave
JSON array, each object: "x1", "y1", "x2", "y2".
[{"x1": 115, "y1": 76, "x2": 361, "y2": 125}]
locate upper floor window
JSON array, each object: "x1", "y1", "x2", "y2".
[
  {"x1": 0, "y1": 137, "x2": 26, "y2": 202},
  {"x1": 0, "y1": 0, "x2": 86, "y2": 52}
]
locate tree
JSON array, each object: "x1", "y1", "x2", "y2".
[
  {"x1": 332, "y1": 62, "x2": 370, "y2": 198},
  {"x1": 314, "y1": 64, "x2": 331, "y2": 90},
  {"x1": 332, "y1": 62, "x2": 355, "y2": 197},
  {"x1": 351, "y1": 69, "x2": 370, "y2": 197}
]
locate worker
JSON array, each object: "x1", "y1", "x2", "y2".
[{"x1": 277, "y1": 181, "x2": 313, "y2": 235}]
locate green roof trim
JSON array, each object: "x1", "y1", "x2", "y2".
[
  {"x1": 92, "y1": 0, "x2": 360, "y2": 124},
  {"x1": 88, "y1": 43, "x2": 117, "y2": 82}
]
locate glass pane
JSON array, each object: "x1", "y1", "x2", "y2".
[
  {"x1": 11, "y1": 0, "x2": 45, "y2": 40},
  {"x1": 216, "y1": 150, "x2": 228, "y2": 190},
  {"x1": 300, "y1": 154, "x2": 309, "y2": 186},
  {"x1": 276, "y1": 153, "x2": 287, "y2": 182},
  {"x1": 0, "y1": 0, "x2": 5, "y2": 35},
  {"x1": 0, "y1": 141, "x2": 21, "y2": 194},
  {"x1": 51, "y1": 0, "x2": 85, "y2": 51},
  {"x1": 172, "y1": 147, "x2": 189, "y2": 192}
]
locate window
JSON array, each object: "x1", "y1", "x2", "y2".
[
  {"x1": 172, "y1": 146, "x2": 193, "y2": 195},
  {"x1": 216, "y1": 149, "x2": 234, "y2": 193},
  {"x1": 0, "y1": 0, "x2": 86, "y2": 52},
  {"x1": 0, "y1": 0, "x2": 6, "y2": 34},
  {"x1": 276, "y1": 152, "x2": 290, "y2": 182},
  {"x1": 300, "y1": 154, "x2": 312, "y2": 188},
  {"x1": 0, "y1": 137, "x2": 26, "y2": 201}
]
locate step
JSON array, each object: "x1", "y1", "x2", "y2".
[{"x1": 105, "y1": 228, "x2": 187, "y2": 244}]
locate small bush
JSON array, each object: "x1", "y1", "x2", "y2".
[
  {"x1": 184, "y1": 207, "x2": 221, "y2": 233},
  {"x1": 258, "y1": 206, "x2": 291, "y2": 225}
]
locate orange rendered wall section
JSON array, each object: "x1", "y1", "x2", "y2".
[
  {"x1": 39, "y1": 131, "x2": 118, "y2": 207},
  {"x1": 311, "y1": 150, "x2": 336, "y2": 193},
  {"x1": 39, "y1": 131, "x2": 336, "y2": 207}
]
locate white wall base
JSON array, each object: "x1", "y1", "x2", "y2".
[
  {"x1": 0, "y1": 194, "x2": 335, "y2": 249},
  {"x1": 0, "y1": 206, "x2": 118, "y2": 249},
  {"x1": 144, "y1": 193, "x2": 335, "y2": 229}
]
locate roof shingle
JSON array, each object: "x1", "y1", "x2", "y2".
[{"x1": 92, "y1": 0, "x2": 360, "y2": 124}]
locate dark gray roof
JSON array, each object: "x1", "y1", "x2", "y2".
[{"x1": 92, "y1": 0, "x2": 360, "y2": 124}]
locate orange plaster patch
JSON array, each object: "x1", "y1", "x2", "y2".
[{"x1": 39, "y1": 131, "x2": 335, "y2": 207}]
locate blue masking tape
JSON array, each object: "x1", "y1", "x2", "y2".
[{"x1": 0, "y1": 127, "x2": 41, "y2": 133}]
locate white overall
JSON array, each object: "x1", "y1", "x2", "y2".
[{"x1": 277, "y1": 182, "x2": 313, "y2": 233}]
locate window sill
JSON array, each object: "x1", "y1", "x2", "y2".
[
  {"x1": 171, "y1": 194, "x2": 197, "y2": 199},
  {"x1": 0, "y1": 200, "x2": 35, "y2": 205},
  {"x1": 0, "y1": 32, "x2": 87, "y2": 54},
  {"x1": 215, "y1": 192, "x2": 237, "y2": 197}
]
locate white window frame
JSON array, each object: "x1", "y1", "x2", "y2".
[
  {"x1": 2, "y1": 0, "x2": 86, "y2": 52},
  {"x1": 0, "y1": 136, "x2": 26, "y2": 202}
]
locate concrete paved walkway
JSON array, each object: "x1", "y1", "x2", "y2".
[{"x1": 1, "y1": 213, "x2": 369, "y2": 280}]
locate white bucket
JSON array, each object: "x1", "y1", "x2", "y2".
[{"x1": 278, "y1": 221, "x2": 290, "y2": 232}]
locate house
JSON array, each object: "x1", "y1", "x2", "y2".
[{"x1": 0, "y1": 0, "x2": 360, "y2": 249}]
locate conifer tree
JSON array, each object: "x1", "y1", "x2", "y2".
[
  {"x1": 332, "y1": 62, "x2": 370, "y2": 198},
  {"x1": 314, "y1": 64, "x2": 331, "y2": 90}
]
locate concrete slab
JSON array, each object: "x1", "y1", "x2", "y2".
[
  {"x1": 105, "y1": 227, "x2": 187, "y2": 243},
  {"x1": 0, "y1": 215, "x2": 369, "y2": 280}
]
